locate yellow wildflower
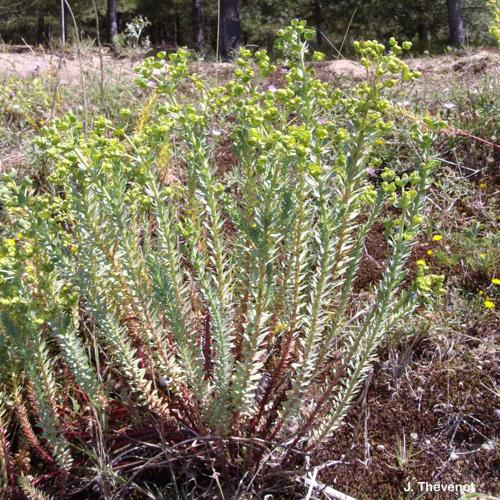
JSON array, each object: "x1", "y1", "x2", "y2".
[
  {"x1": 491, "y1": 278, "x2": 500, "y2": 285},
  {"x1": 427, "y1": 249, "x2": 433, "y2": 256},
  {"x1": 479, "y1": 182, "x2": 486, "y2": 189},
  {"x1": 432, "y1": 234, "x2": 442, "y2": 241},
  {"x1": 484, "y1": 300, "x2": 495, "y2": 309},
  {"x1": 416, "y1": 259, "x2": 426, "y2": 267}
]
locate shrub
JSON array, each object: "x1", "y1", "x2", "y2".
[
  {"x1": 487, "y1": 0, "x2": 500, "y2": 43},
  {"x1": 0, "y1": 77, "x2": 51, "y2": 150},
  {"x1": 115, "y1": 15, "x2": 152, "y2": 53},
  {"x1": 0, "y1": 20, "x2": 444, "y2": 497}
]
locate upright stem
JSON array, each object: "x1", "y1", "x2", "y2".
[{"x1": 60, "y1": 0, "x2": 66, "y2": 47}]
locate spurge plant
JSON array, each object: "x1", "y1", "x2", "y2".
[{"x1": 0, "y1": 20, "x2": 444, "y2": 497}]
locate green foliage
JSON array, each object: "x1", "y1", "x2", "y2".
[
  {"x1": 0, "y1": 77, "x2": 51, "y2": 150},
  {"x1": 0, "y1": 0, "x2": 495, "y2": 51},
  {"x1": 487, "y1": 0, "x2": 500, "y2": 43},
  {"x1": 0, "y1": 70, "x2": 143, "y2": 179},
  {"x1": 0, "y1": 21, "x2": 444, "y2": 496}
]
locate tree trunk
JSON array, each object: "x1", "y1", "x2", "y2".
[
  {"x1": 417, "y1": 22, "x2": 429, "y2": 43},
  {"x1": 314, "y1": 0, "x2": 322, "y2": 47},
  {"x1": 36, "y1": 11, "x2": 45, "y2": 46},
  {"x1": 417, "y1": 21, "x2": 430, "y2": 50},
  {"x1": 266, "y1": 31, "x2": 274, "y2": 56},
  {"x1": 107, "y1": 0, "x2": 118, "y2": 45},
  {"x1": 219, "y1": 0, "x2": 241, "y2": 61},
  {"x1": 447, "y1": 0, "x2": 465, "y2": 47},
  {"x1": 45, "y1": 24, "x2": 53, "y2": 46},
  {"x1": 193, "y1": 0, "x2": 204, "y2": 52},
  {"x1": 175, "y1": 12, "x2": 183, "y2": 46}
]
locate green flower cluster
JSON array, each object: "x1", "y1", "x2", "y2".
[{"x1": 415, "y1": 259, "x2": 446, "y2": 300}]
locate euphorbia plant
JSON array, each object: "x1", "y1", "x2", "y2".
[{"x1": 0, "y1": 20, "x2": 444, "y2": 497}]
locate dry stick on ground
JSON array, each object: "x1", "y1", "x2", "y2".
[
  {"x1": 300, "y1": 474, "x2": 357, "y2": 500},
  {"x1": 111, "y1": 436, "x2": 306, "y2": 499},
  {"x1": 443, "y1": 127, "x2": 500, "y2": 149},
  {"x1": 20, "y1": 38, "x2": 36, "y2": 55},
  {"x1": 397, "y1": 105, "x2": 500, "y2": 150}
]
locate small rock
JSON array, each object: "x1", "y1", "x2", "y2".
[
  {"x1": 376, "y1": 444, "x2": 385, "y2": 451},
  {"x1": 410, "y1": 432, "x2": 418, "y2": 441}
]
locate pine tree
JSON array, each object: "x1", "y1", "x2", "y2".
[
  {"x1": 193, "y1": 0, "x2": 204, "y2": 51},
  {"x1": 219, "y1": 0, "x2": 241, "y2": 60},
  {"x1": 107, "y1": 0, "x2": 118, "y2": 44},
  {"x1": 447, "y1": 0, "x2": 465, "y2": 46}
]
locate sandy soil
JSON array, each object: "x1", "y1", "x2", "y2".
[
  {"x1": 0, "y1": 48, "x2": 498, "y2": 85},
  {"x1": 0, "y1": 51, "x2": 135, "y2": 81}
]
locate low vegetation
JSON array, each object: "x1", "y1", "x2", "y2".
[{"x1": 0, "y1": 17, "x2": 498, "y2": 500}]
